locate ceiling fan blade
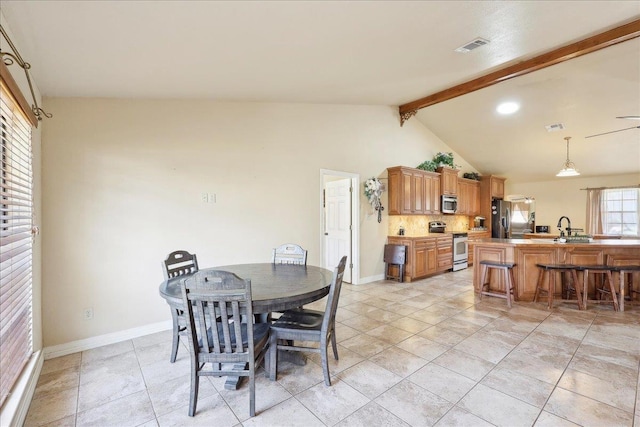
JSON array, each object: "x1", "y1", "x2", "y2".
[
  {"x1": 585, "y1": 125, "x2": 640, "y2": 139},
  {"x1": 616, "y1": 116, "x2": 640, "y2": 120}
]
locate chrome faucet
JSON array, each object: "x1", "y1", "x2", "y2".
[{"x1": 557, "y1": 216, "x2": 572, "y2": 237}]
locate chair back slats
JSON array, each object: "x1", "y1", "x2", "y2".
[
  {"x1": 272, "y1": 243, "x2": 308, "y2": 265},
  {"x1": 182, "y1": 270, "x2": 254, "y2": 363},
  {"x1": 163, "y1": 250, "x2": 199, "y2": 279},
  {"x1": 321, "y1": 256, "x2": 348, "y2": 333}
]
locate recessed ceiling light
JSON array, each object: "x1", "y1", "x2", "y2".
[{"x1": 496, "y1": 102, "x2": 519, "y2": 115}]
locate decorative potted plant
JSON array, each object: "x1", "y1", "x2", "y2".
[
  {"x1": 416, "y1": 160, "x2": 437, "y2": 172},
  {"x1": 432, "y1": 152, "x2": 456, "y2": 169},
  {"x1": 463, "y1": 172, "x2": 481, "y2": 180}
]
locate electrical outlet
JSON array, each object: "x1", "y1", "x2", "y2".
[
  {"x1": 200, "y1": 192, "x2": 209, "y2": 203},
  {"x1": 83, "y1": 308, "x2": 94, "y2": 320}
]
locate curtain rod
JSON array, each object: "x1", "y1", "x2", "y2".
[{"x1": 580, "y1": 184, "x2": 640, "y2": 190}]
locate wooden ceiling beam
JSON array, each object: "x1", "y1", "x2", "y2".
[{"x1": 399, "y1": 18, "x2": 640, "y2": 126}]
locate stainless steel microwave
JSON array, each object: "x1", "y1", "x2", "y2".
[{"x1": 441, "y1": 195, "x2": 458, "y2": 214}]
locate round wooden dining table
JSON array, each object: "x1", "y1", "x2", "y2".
[
  {"x1": 159, "y1": 263, "x2": 334, "y2": 314},
  {"x1": 159, "y1": 263, "x2": 334, "y2": 389}
]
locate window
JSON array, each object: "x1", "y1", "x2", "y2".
[
  {"x1": 0, "y1": 80, "x2": 34, "y2": 407},
  {"x1": 602, "y1": 188, "x2": 640, "y2": 236}
]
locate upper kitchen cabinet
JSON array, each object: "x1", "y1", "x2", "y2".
[
  {"x1": 436, "y1": 166, "x2": 458, "y2": 195},
  {"x1": 480, "y1": 175, "x2": 506, "y2": 199},
  {"x1": 388, "y1": 166, "x2": 440, "y2": 215},
  {"x1": 457, "y1": 178, "x2": 480, "y2": 215},
  {"x1": 479, "y1": 175, "x2": 507, "y2": 236}
]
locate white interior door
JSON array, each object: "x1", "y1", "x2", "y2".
[{"x1": 324, "y1": 179, "x2": 352, "y2": 283}]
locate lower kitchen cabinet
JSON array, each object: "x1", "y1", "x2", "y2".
[
  {"x1": 468, "y1": 231, "x2": 490, "y2": 265},
  {"x1": 436, "y1": 235, "x2": 453, "y2": 271},
  {"x1": 388, "y1": 235, "x2": 451, "y2": 281}
]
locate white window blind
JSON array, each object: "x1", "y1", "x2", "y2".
[{"x1": 0, "y1": 81, "x2": 33, "y2": 407}]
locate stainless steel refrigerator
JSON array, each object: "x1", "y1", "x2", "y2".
[{"x1": 491, "y1": 199, "x2": 535, "y2": 238}]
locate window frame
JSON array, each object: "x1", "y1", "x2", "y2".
[
  {"x1": 601, "y1": 187, "x2": 640, "y2": 237},
  {"x1": 0, "y1": 59, "x2": 35, "y2": 408}
]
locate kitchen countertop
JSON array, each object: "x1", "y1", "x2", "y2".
[
  {"x1": 472, "y1": 238, "x2": 640, "y2": 247},
  {"x1": 389, "y1": 229, "x2": 490, "y2": 239},
  {"x1": 471, "y1": 238, "x2": 640, "y2": 306},
  {"x1": 388, "y1": 233, "x2": 453, "y2": 238}
]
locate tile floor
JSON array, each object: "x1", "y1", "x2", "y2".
[{"x1": 25, "y1": 268, "x2": 640, "y2": 426}]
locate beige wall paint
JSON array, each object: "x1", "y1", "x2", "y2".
[
  {"x1": 507, "y1": 173, "x2": 640, "y2": 232},
  {"x1": 40, "y1": 98, "x2": 477, "y2": 347}
]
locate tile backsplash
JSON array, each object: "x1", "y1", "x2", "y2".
[{"x1": 389, "y1": 215, "x2": 470, "y2": 236}]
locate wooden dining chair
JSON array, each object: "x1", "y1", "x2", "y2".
[
  {"x1": 181, "y1": 270, "x2": 270, "y2": 417},
  {"x1": 272, "y1": 243, "x2": 308, "y2": 265},
  {"x1": 162, "y1": 250, "x2": 199, "y2": 363},
  {"x1": 268, "y1": 255, "x2": 347, "y2": 386}
]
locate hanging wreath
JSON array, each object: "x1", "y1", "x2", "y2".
[{"x1": 364, "y1": 177, "x2": 384, "y2": 223}]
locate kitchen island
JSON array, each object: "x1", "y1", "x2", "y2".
[{"x1": 472, "y1": 238, "x2": 640, "y2": 302}]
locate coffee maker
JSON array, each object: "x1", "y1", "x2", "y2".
[{"x1": 473, "y1": 216, "x2": 486, "y2": 230}]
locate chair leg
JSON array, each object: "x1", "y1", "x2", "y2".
[
  {"x1": 606, "y1": 270, "x2": 620, "y2": 311},
  {"x1": 320, "y1": 340, "x2": 331, "y2": 386},
  {"x1": 189, "y1": 363, "x2": 199, "y2": 417},
  {"x1": 548, "y1": 271, "x2": 556, "y2": 310},
  {"x1": 506, "y1": 268, "x2": 515, "y2": 308},
  {"x1": 330, "y1": 330, "x2": 339, "y2": 360},
  {"x1": 533, "y1": 269, "x2": 544, "y2": 303},
  {"x1": 479, "y1": 264, "x2": 488, "y2": 300},
  {"x1": 170, "y1": 308, "x2": 180, "y2": 363},
  {"x1": 569, "y1": 270, "x2": 584, "y2": 310},
  {"x1": 268, "y1": 333, "x2": 278, "y2": 381},
  {"x1": 249, "y1": 370, "x2": 256, "y2": 417}
]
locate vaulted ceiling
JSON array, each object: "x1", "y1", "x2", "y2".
[{"x1": 2, "y1": 1, "x2": 639, "y2": 182}]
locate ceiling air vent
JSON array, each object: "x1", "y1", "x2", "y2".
[
  {"x1": 545, "y1": 123, "x2": 565, "y2": 132},
  {"x1": 454, "y1": 38, "x2": 490, "y2": 53}
]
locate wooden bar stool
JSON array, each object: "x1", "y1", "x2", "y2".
[
  {"x1": 479, "y1": 260, "x2": 516, "y2": 308},
  {"x1": 575, "y1": 265, "x2": 619, "y2": 311},
  {"x1": 533, "y1": 264, "x2": 583, "y2": 310},
  {"x1": 609, "y1": 265, "x2": 640, "y2": 312}
]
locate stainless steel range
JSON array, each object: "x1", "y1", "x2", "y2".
[
  {"x1": 451, "y1": 232, "x2": 468, "y2": 271},
  {"x1": 428, "y1": 221, "x2": 468, "y2": 271}
]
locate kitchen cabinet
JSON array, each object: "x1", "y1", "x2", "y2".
[
  {"x1": 387, "y1": 235, "x2": 452, "y2": 281},
  {"x1": 424, "y1": 174, "x2": 441, "y2": 214},
  {"x1": 414, "y1": 238, "x2": 437, "y2": 277},
  {"x1": 437, "y1": 166, "x2": 458, "y2": 195},
  {"x1": 467, "y1": 231, "x2": 490, "y2": 265},
  {"x1": 480, "y1": 175, "x2": 505, "y2": 199},
  {"x1": 457, "y1": 178, "x2": 480, "y2": 216},
  {"x1": 479, "y1": 175, "x2": 507, "y2": 236},
  {"x1": 436, "y1": 235, "x2": 453, "y2": 271},
  {"x1": 471, "y1": 239, "x2": 640, "y2": 302},
  {"x1": 387, "y1": 166, "x2": 440, "y2": 215}
]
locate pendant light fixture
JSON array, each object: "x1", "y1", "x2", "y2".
[{"x1": 556, "y1": 136, "x2": 580, "y2": 177}]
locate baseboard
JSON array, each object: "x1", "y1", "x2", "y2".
[
  {"x1": 0, "y1": 350, "x2": 43, "y2": 427},
  {"x1": 358, "y1": 274, "x2": 385, "y2": 284},
  {"x1": 43, "y1": 320, "x2": 172, "y2": 360}
]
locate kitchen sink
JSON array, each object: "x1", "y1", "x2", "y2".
[
  {"x1": 528, "y1": 237, "x2": 593, "y2": 244},
  {"x1": 529, "y1": 238, "x2": 561, "y2": 243}
]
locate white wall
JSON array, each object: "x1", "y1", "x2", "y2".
[
  {"x1": 507, "y1": 173, "x2": 640, "y2": 232},
  {"x1": 40, "y1": 98, "x2": 475, "y2": 347}
]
